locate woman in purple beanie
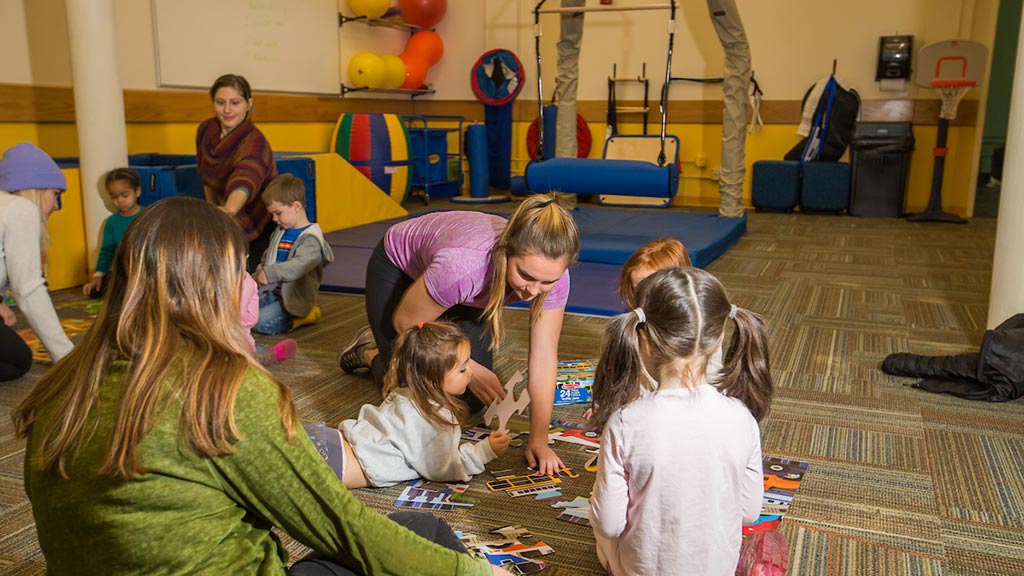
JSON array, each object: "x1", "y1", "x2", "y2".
[{"x1": 0, "y1": 142, "x2": 74, "y2": 381}]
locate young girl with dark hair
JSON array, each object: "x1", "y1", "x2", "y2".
[
  {"x1": 589, "y1": 266, "x2": 774, "y2": 575},
  {"x1": 82, "y1": 168, "x2": 143, "y2": 298},
  {"x1": 308, "y1": 321, "x2": 510, "y2": 489}
]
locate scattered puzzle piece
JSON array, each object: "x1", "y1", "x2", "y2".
[{"x1": 482, "y1": 371, "x2": 529, "y2": 433}]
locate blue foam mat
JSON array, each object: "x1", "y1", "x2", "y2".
[{"x1": 321, "y1": 208, "x2": 746, "y2": 317}]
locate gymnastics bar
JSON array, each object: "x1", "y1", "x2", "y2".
[{"x1": 537, "y1": 4, "x2": 673, "y2": 14}]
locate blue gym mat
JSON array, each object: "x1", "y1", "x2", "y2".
[{"x1": 320, "y1": 207, "x2": 746, "y2": 317}]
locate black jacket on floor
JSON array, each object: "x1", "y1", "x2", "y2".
[{"x1": 882, "y1": 314, "x2": 1024, "y2": 401}]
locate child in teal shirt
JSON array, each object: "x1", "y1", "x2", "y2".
[{"x1": 82, "y1": 168, "x2": 142, "y2": 298}]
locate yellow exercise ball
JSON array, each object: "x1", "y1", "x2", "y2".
[
  {"x1": 348, "y1": 52, "x2": 385, "y2": 88},
  {"x1": 379, "y1": 54, "x2": 407, "y2": 89},
  {"x1": 346, "y1": 0, "x2": 390, "y2": 18}
]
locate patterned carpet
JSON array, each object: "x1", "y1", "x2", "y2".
[{"x1": 2, "y1": 207, "x2": 1022, "y2": 576}]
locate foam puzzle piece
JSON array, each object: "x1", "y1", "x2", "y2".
[{"x1": 482, "y1": 371, "x2": 529, "y2": 433}]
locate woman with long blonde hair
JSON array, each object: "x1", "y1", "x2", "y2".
[
  {"x1": 15, "y1": 197, "x2": 503, "y2": 576},
  {"x1": 0, "y1": 143, "x2": 73, "y2": 381},
  {"x1": 338, "y1": 193, "x2": 580, "y2": 474}
]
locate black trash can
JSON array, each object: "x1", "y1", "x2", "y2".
[{"x1": 849, "y1": 122, "x2": 915, "y2": 217}]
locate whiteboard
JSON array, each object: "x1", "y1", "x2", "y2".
[{"x1": 152, "y1": 0, "x2": 340, "y2": 95}]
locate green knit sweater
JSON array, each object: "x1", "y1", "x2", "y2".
[{"x1": 24, "y1": 362, "x2": 491, "y2": 576}]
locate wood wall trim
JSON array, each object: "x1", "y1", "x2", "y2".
[{"x1": 0, "y1": 83, "x2": 977, "y2": 126}]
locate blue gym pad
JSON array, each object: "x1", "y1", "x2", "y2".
[{"x1": 320, "y1": 207, "x2": 746, "y2": 317}]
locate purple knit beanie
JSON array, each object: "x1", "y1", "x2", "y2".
[{"x1": 0, "y1": 143, "x2": 67, "y2": 192}]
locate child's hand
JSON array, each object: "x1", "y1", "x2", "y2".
[
  {"x1": 0, "y1": 303, "x2": 15, "y2": 327},
  {"x1": 254, "y1": 270, "x2": 269, "y2": 286},
  {"x1": 487, "y1": 430, "x2": 511, "y2": 457},
  {"x1": 82, "y1": 276, "x2": 102, "y2": 297}
]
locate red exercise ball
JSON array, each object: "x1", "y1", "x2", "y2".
[
  {"x1": 398, "y1": 0, "x2": 447, "y2": 28},
  {"x1": 399, "y1": 53, "x2": 429, "y2": 89},
  {"x1": 404, "y1": 30, "x2": 444, "y2": 66}
]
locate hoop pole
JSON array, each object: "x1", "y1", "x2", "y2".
[
  {"x1": 534, "y1": 1, "x2": 547, "y2": 161},
  {"x1": 658, "y1": 1, "x2": 677, "y2": 166},
  {"x1": 537, "y1": 3, "x2": 673, "y2": 14}
]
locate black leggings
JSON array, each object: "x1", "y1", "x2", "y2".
[
  {"x1": 287, "y1": 511, "x2": 467, "y2": 576},
  {"x1": 365, "y1": 240, "x2": 490, "y2": 412},
  {"x1": 0, "y1": 323, "x2": 32, "y2": 382}
]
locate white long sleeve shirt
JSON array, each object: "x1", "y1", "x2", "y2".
[
  {"x1": 340, "y1": 389, "x2": 497, "y2": 487},
  {"x1": 591, "y1": 384, "x2": 764, "y2": 576},
  {"x1": 0, "y1": 192, "x2": 72, "y2": 361}
]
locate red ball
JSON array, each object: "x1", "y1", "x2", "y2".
[
  {"x1": 399, "y1": 53, "x2": 429, "y2": 89},
  {"x1": 398, "y1": 0, "x2": 447, "y2": 28},
  {"x1": 403, "y1": 30, "x2": 444, "y2": 66}
]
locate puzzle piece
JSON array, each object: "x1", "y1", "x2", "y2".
[{"x1": 482, "y1": 371, "x2": 529, "y2": 433}]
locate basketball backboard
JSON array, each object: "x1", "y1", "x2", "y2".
[{"x1": 915, "y1": 39, "x2": 988, "y2": 88}]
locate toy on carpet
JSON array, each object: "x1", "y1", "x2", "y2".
[
  {"x1": 459, "y1": 525, "x2": 554, "y2": 574},
  {"x1": 18, "y1": 317, "x2": 94, "y2": 363},
  {"x1": 554, "y1": 359, "x2": 596, "y2": 405},
  {"x1": 743, "y1": 457, "x2": 809, "y2": 535},
  {"x1": 552, "y1": 496, "x2": 591, "y2": 526},
  {"x1": 486, "y1": 468, "x2": 578, "y2": 493},
  {"x1": 260, "y1": 338, "x2": 298, "y2": 366},
  {"x1": 393, "y1": 479, "x2": 473, "y2": 511}
]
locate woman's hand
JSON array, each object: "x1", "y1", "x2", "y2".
[
  {"x1": 254, "y1": 269, "x2": 268, "y2": 286},
  {"x1": 467, "y1": 361, "x2": 506, "y2": 406},
  {"x1": 487, "y1": 430, "x2": 511, "y2": 457},
  {"x1": 0, "y1": 303, "x2": 15, "y2": 327},
  {"x1": 525, "y1": 437, "x2": 564, "y2": 476}
]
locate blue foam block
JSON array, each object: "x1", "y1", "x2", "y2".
[{"x1": 524, "y1": 158, "x2": 678, "y2": 199}]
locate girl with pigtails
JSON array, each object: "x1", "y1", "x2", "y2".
[{"x1": 589, "y1": 266, "x2": 779, "y2": 576}]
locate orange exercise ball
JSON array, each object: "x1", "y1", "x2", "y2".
[
  {"x1": 398, "y1": 0, "x2": 447, "y2": 28},
  {"x1": 346, "y1": 0, "x2": 390, "y2": 19},
  {"x1": 380, "y1": 54, "x2": 407, "y2": 89},
  {"x1": 399, "y1": 53, "x2": 429, "y2": 89},
  {"x1": 404, "y1": 30, "x2": 444, "y2": 66}
]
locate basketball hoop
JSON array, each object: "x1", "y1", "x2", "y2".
[{"x1": 932, "y1": 80, "x2": 976, "y2": 120}]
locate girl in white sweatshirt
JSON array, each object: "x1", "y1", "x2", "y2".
[{"x1": 308, "y1": 321, "x2": 510, "y2": 488}]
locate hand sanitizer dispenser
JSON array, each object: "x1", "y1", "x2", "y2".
[{"x1": 877, "y1": 35, "x2": 913, "y2": 91}]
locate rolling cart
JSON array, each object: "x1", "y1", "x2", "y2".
[{"x1": 401, "y1": 115, "x2": 465, "y2": 203}]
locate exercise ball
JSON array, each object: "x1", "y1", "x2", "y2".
[
  {"x1": 404, "y1": 30, "x2": 444, "y2": 66},
  {"x1": 379, "y1": 54, "x2": 407, "y2": 89},
  {"x1": 346, "y1": 0, "x2": 390, "y2": 18},
  {"x1": 399, "y1": 53, "x2": 429, "y2": 89},
  {"x1": 348, "y1": 52, "x2": 385, "y2": 88},
  {"x1": 398, "y1": 0, "x2": 446, "y2": 28}
]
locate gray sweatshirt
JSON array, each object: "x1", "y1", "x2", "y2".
[
  {"x1": 0, "y1": 192, "x2": 72, "y2": 360},
  {"x1": 340, "y1": 389, "x2": 498, "y2": 487},
  {"x1": 257, "y1": 223, "x2": 334, "y2": 318}
]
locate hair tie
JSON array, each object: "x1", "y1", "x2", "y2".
[
  {"x1": 531, "y1": 198, "x2": 556, "y2": 209},
  {"x1": 728, "y1": 304, "x2": 738, "y2": 320},
  {"x1": 633, "y1": 307, "x2": 646, "y2": 325},
  {"x1": 417, "y1": 322, "x2": 424, "y2": 330}
]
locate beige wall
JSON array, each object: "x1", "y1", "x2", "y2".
[{"x1": 0, "y1": 0, "x2": 993, "y2": 104}]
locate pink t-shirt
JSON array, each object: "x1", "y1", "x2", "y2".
[{"x1": 384, "y1": 211, "x2": 570, "y2": 310}]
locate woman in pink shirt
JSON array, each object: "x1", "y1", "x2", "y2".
[{"x1": 338, "y1": 194, "x2": 579, "y2": 474}]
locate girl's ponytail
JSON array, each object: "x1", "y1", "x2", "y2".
[
  {"x1": 590, "y1": 309, "x2": 649, "y2": 428},
  {"x1": 717, "y1": 305, "x2": 773, "y2": 421}
]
